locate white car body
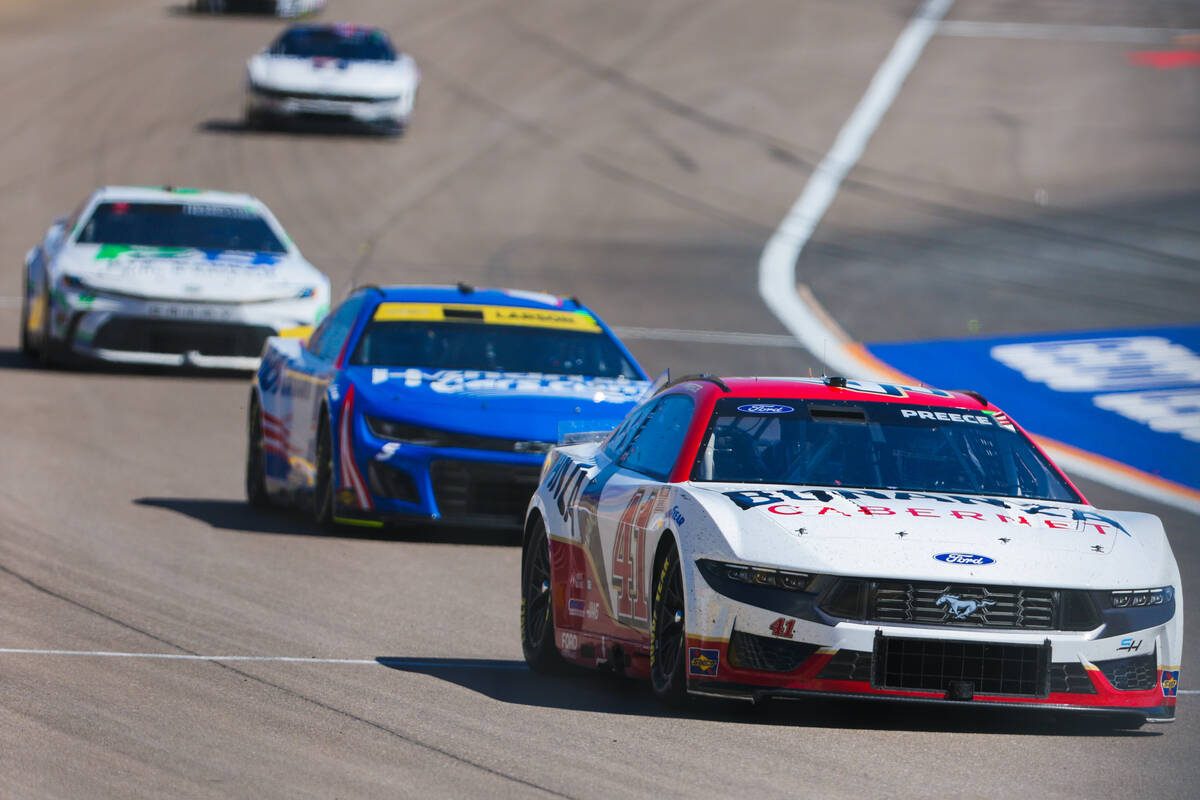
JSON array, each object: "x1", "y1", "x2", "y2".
[
  {"x1": 21, "y1": 186, "x2": 330, "y2": 370},
  {"x1": 195, "y1": 0, "x2": 324, "y2": 17},
  {"x1": 523, "y1": 377, "x2": 1184, "y2": 723},
  {"x1": 246, "y1": 25, "x2": 419, "y2": 130}
]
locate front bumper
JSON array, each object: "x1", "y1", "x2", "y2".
[
  {"x1": 247, "y1": 87, "x2": 413, "y2": 124},
  {"x1": 50, "y1": 290, "x2": 320, "y2": 369},
  {"x1": 338, "y1": 411, "x2": 545, "y2": 528},
  {"x1": 683, "y1": 564, "x2": 1182, "y2": 722}
]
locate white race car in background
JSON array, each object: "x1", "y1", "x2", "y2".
[
  {"x1": 194, "y1": 0, "x2": 324, "y2": 17},
  {"x1": 21, "y1": 185, "x2": 330, "y2": 370},
  {"x1": 245, "y1": 23, "x2": 419, "y2": 134}
]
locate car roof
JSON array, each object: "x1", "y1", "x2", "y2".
[
  {"x1": 285, "y1": 23, "x2": 386, "y2": 38},
  {"x1": 91, "y1": 185, "x2": 263, "y2": 207},
  {"x1": 364, "y1": 285, "x2": 589, "y2": 312},
  {"x1": 665, "y1": 376, "x2": 992, "y2": 410}
]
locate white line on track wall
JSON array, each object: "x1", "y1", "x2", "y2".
[
  {"x1": 757, "y1": 0, "x2": 955, "y2": 380},
  {"x1": 754, "y1": 0, "x2": 1200, "y2": 517},
  {"x1": 937, "y1": 21, "x2": 1200, "y2": 43}
]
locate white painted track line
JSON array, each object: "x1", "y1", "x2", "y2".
[
  {"x1": 938, "y1": 21, "x2": 1200, "y2": 44},
  {"x1": 758, "y1": 0, "x2": 955, "y2": 380},
  {"x1": 612, "y1": 326, "x2": 800, "y2": 348},
  {"x1": 0, "y1": 648, "x2": 525, "y2": 668}
]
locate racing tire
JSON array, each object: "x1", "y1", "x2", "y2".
[
  {"x1": 312, "y1": 412, "x2": 335, "y2": 529},
  {"x1": 37, "y1": 283, "x2": 62, "y2": 368},
  {"x1": 650, "y1": 543, "x2": 689, "y2": 707},
  {"x1": 521, "y1": 517, "x2": 568, "y2": 673},
  {"x1": 19, "y1": 276, "x2": 36, "y2": 358},
  {"x1": 245, "y1": 394, "x2": 271, "y2": 508}
]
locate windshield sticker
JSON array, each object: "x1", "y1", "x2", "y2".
[
  {"x1": 900, "y1": 408, "x2": 995, "y2": 426},
  {"x1": 181, "y1": 204, "x2": 259, "y2": 219},
  {"x1": 737, "y1": 404, "x2": 794, "y2": 414},
  {"x1": 373, "y1": 302, "x2": 601, "y2": 332},
  {"x1": 370, "y1": 368, "x2": 647, "y2": 402}
]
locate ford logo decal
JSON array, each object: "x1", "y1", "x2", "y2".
[
  {"x1": 737, "y1": 404, "x2": 794, "y2": 414},
  {"x1": 934, "y1": 552, "x2": 995, "y2": 566}
]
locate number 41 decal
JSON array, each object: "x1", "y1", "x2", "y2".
[
  {"x1": 769, "y1": 617, "x2": 795, "y2": 639},
  {"x1": 612, "y1": 487, "x2": 661, "y2": 623}
]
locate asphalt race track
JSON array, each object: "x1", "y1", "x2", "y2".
[{"x1": 2, "y1": 1, "x2": 1198, "y2": 797}]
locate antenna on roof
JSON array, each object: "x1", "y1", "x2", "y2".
[{"x1": 456, "y1": 281, "x2": 475, "y2": 294}]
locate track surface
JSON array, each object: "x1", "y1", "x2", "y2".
[{"x1": 2, "y1": 1, "x2": 1198, "y2": 797}]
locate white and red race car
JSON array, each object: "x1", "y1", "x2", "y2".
[{"x1": 521, "y1": 375, "x2": 1183, "y2": 724}]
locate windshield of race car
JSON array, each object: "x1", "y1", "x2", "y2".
[
  {"x1": 272, "y1": 27, "x2": 396, "y2": 61},
  {"x1": 349, "y1": 321, "x2": 642, "y2": 379},
  {"x1": 691, "y1": 398, "x2": 1081, "y2": 502},
  {"x1": 76, "y1": 202, "x2": 287, "y2": 253}
]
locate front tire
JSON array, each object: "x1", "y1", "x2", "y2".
[
  {"x1": 312, "y1": 412, "x2": 334, "y2": 528},
  {"x1": 19, "y1": 275, "x2": 35, "y2": 358},
  {"x1": 521, "y1": 517, "x2": 567, "y2": 673},
  {"x1": 245, "y1": 394, "x2": 270, "y2": 508},
  {"x1": 650, "y1": 543, "x2": 688, "y2": 706}
]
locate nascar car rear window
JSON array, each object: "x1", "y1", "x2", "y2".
[
  {"x1": 691, "y1": 398, "x2": 1081, "y2": 503},
  {"x1": 76, "y1": 202, "x2": 287, "y2": 253},
  {"x1": 349, "y1": 320, "x2": 641, "y2": 379},
  {"x1": 271, "y1": 27, "x2": 396, "y2": 61}
]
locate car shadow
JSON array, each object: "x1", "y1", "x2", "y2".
[
  {"x1": 0, "y1": 347, "x2": 250, "y2": 380},
  {"x1": 199, "y1": 118, "x2": 401, "y2": 140},
  {"x1": 374, "y1": 656, "x2": 1160, "y2": 736},
  {"x1": 165, "y1": 4, "x2": 320, "y2": 19},
  {"x1": 134, "y1": 497, "x2": 521, "y2": 545}
]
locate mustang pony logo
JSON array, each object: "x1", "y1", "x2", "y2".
[{"x1": 937, "y1": 594, "x2": 995, "y2": 619}]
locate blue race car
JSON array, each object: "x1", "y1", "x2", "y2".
[{"x1": 246, "y1": 284, "x2": 650, "y2": 529}]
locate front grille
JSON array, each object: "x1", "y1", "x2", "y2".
[
  {"x1": 254, "y1": 86, "x2": 397, "y2": 104},
  {"x1": 92, "y1": 319, "x2": 273, "y2": 358},
  {"x1": 727, "y1": 630, "x2": 819, "y2": 673},
  {"x1": 873, "y1": 634, "x2": 1050, "y2": 697},
  {"x1": 845, "y1": 580, "x2": 1099, "y2": 631},
  {"x1": 430, "y1": 460, "x2": 540, "y2": 525},
  {"x1": 817, "y1": 649, "x2": 873, "y2": 682},
  {"x1": 1095, "y1": 652, "x2": 1158, "y2": 691},
  {"x1": 1049, "y1": 662, "x2": 1097, "y2": 694}
]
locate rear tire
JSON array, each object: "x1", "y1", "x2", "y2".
[
  {"x1": 312, "y1": 412, "x2": 334, "y2": 528},
  {"x1": 650, "y1": 544, "x2": 688, "y2": 706},
  {"x1": 245, "y1": 394, "x2": 270, "y2": 508},
  {"x1": 521, "y1": 517, "x2": 568, "y2": 673}
]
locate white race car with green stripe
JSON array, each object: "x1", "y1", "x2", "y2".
[{"x1": 21, "y1": 185, "x2": 330, "y2": 370}]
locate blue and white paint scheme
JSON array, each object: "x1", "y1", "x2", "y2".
[{"x1": 249, "y1": 285, "x2": 649, "y2": 529}]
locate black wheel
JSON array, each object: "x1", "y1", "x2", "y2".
[
  {"x1": 650, "y1": 543, "x2": 688, "y2": 706},
  {"x1": 313, "y1": 412, "x2": 334, "y2": 528},
  {"x1": 19, "y1": 276, "x2": 35, "y2": 358},
  {"x1": 245, "y1": 394, "x2": 270, "y2": 508},
  {"x1": 521, "y1": 517, "x2": 567, "y2": 673},
  {"x1": 38, "y1": 283, "x2": 61, "y2": 368}
]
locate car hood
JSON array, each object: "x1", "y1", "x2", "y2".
[
  {"x1": 686, "y1": 483, "x2": 1176, "y2": 589},
  {"x1": 248, "y1": 54, "x2": 417, "y2": 97},
  {"x1": 351, "y1": 368, "x2": 650, "y2": 442},
  {"x1": 56, "y1": 243, "x2": 324, "y2": 303}
]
